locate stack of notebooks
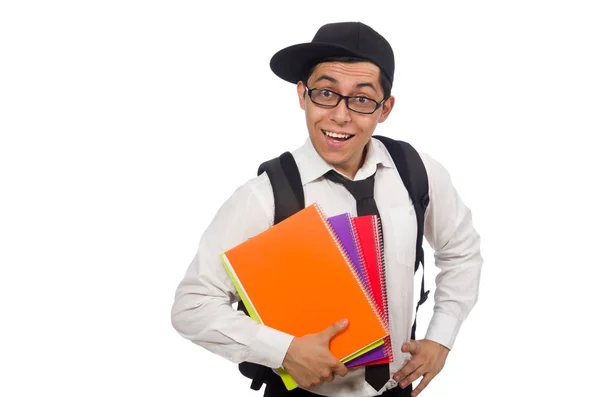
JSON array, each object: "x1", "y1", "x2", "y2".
[{"x1": 220, "y1": 203, "x2": 393, "y2": 390}]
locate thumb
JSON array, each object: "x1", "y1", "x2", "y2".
[
  {"x1": 402, "y1": 340, "x2": 420, "y2": 354},
  {"x1": 321, "y1": 319, "x2": 349, "y2": 341}
]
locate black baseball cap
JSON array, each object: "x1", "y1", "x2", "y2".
[{"x1": 270, "y1": 21, "x2": 395, "y2": 85}]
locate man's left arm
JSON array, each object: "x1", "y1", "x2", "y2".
[{"x1": 394, "y1": 153, "x2": 483, "y2": 396}]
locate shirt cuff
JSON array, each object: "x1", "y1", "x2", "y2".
[
  {"x1": 246, "y1": 325, "x2": 295, "y2": 369},
  {"x1": 424, "y1": 311, "x2": 462, "y2": 350}
]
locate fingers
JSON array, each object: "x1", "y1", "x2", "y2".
[
  {"x1": 393, "y1": 359, "x2": 419, "y2": 383},
  {"x1": 411, "y1": 373, "x2": 433, "y2": 397},
  {"x1": 332, "y1": 361, "x2": 349, "y2": 377},
  {"x1": 316, "y1": 360, "x2": 347, "y2": 387},
  {"x1": 299, "y1": 370, "x2": 328, "y2": 390},
  {"x1": 317, "y1": 367, "x2": 334, "y2": 383},
  {"x1": 298, "y1": 359, "x2": 346, "y2": 389},
  {"x1": 312, "y1": 366, "x2": 338, "y2": 388},
  {"x1": 398, "y1": 363, "x2": 425, "y2": 390},
  {"x1": 321, "y1": 318, "x2": 348, "y2": 341}
]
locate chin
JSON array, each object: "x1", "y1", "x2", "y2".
[{"x1": 321, "y1": 152, "x2": 349, "y2": 168}]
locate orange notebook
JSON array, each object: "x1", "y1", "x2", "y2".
[{"x1": 220, "y1": 203, "x2": 388, "y2": 387}]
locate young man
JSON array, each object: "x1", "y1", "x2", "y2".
[{"x1": 171, "y1": 21, "x2": 483, "y2": 397}]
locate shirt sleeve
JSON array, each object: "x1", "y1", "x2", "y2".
[
  {"x1": 420, "y1": 154, "x2": 484, "y2": 350},
  {"x1": 170, "y1": 174, "x2": 295, "y2": 368}
]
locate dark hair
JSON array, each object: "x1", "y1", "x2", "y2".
[{"x1": 301, "y1": 56, "x2": 392, "y2": 99}]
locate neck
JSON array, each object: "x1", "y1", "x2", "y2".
[{"x1": 333, "y1": 144, "x2": 369, "y2": 180}]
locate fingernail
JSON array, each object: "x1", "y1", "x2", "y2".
[{"x1": 340, "y1": 318, "x2": 348, "y2": 326}]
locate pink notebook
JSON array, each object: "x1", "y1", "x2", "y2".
[{"x1": 348, "y1": 214, "x2": 393, "y2": 366}]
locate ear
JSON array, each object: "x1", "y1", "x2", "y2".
[
  {"x1": 297, "y1": 81, "x2": 306, "y2": 110},
  {"x1": 378, "y1": 95, "x2": 395, "y2": 123}
]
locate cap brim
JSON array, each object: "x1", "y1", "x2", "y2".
[{"x1": 269, "y1": 42, "x2": 369, "y2": 84}]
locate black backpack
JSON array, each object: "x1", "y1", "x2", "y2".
[{"x1": 236, "y1": 135, "x2": 430, "y2": 391}]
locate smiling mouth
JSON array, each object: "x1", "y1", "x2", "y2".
[{"x1": 322, "y1": 130, "x2": 354, "y2": 141}]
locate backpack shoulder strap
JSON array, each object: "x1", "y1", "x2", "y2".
[
  {"x1": 237, "y1": 151, "x2": 304, "y2": 390},
  {"x1": 373, "y1": 135, "x2": 430, "y2": 340},
  {"x1": 257, "y1": 151, "x2": 305, "y2": 223}
]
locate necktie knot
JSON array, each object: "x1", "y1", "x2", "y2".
[
  {"x1": 324, "y1": 170, "x2": 379, "y2": 218},
  {"x1": 325, "y1": 170, "x2": 376, "y2": 202}
]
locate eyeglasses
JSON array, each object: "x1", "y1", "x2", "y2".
[{"x1": 305, "y1": 87, "x2": 386, "y2": 114}]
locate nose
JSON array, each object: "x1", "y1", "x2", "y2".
[{"x1": 329, "y1": 98, "x2": 352, "y2": 124}]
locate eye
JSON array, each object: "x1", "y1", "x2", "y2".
[
  {"x1": 356, "y1": 96, "x2": 369, "y2": 103},
  {"x1": 320, "y1": 89, "x2": 333, "y2": 98}
]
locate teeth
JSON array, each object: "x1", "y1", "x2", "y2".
[{"x1": 324, "y1": 130, "x2": 351, "y2": 139}]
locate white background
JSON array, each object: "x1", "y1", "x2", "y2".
[{"x1": 1, "y1": 1, "x2": 599, "y2": 396}]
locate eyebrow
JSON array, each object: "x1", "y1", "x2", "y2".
[
  {"x1": 313, "y1": 75, "x2": 338, "y2": 85},
  {"x1": 313, "y1": 75, "x2": 378, "y2": 93},
  {"x1": 356, "y1": 82, "x2": 377, "y2": 91}
]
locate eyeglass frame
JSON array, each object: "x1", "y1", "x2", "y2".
[{"x1": 304, "y1": 86, "x2": 388, "y2": 115}]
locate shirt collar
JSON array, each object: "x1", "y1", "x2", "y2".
[{"x1": 292, "y1": 136, "x2": 394, "y2": 185}]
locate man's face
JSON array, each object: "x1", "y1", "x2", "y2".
[{"x1": 297, "y1": 61, "x2": 394, "y2": 178}]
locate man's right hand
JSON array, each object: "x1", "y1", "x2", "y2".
[{"x1": 282, "y1": 319, "x2": 350, "y2": 389}]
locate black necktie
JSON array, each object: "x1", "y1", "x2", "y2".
[{"x1": 325, "y1": 170, "x2": 390, "y2": 392}]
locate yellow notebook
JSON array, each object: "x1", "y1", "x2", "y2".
[{"x1": 221, "y1": 203, "x2": 388, "y2": 390}]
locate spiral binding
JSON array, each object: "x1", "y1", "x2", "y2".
[
  {"x1": 373, "y1": 215, "x2": 394, "y2": 361},
  {"x1": 314, "y1": 203, "x2": 388, "y2": 334}
]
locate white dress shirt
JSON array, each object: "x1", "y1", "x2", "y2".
[{"x1": 171, "y1": 137, "x2": 483, "y2": 397}]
